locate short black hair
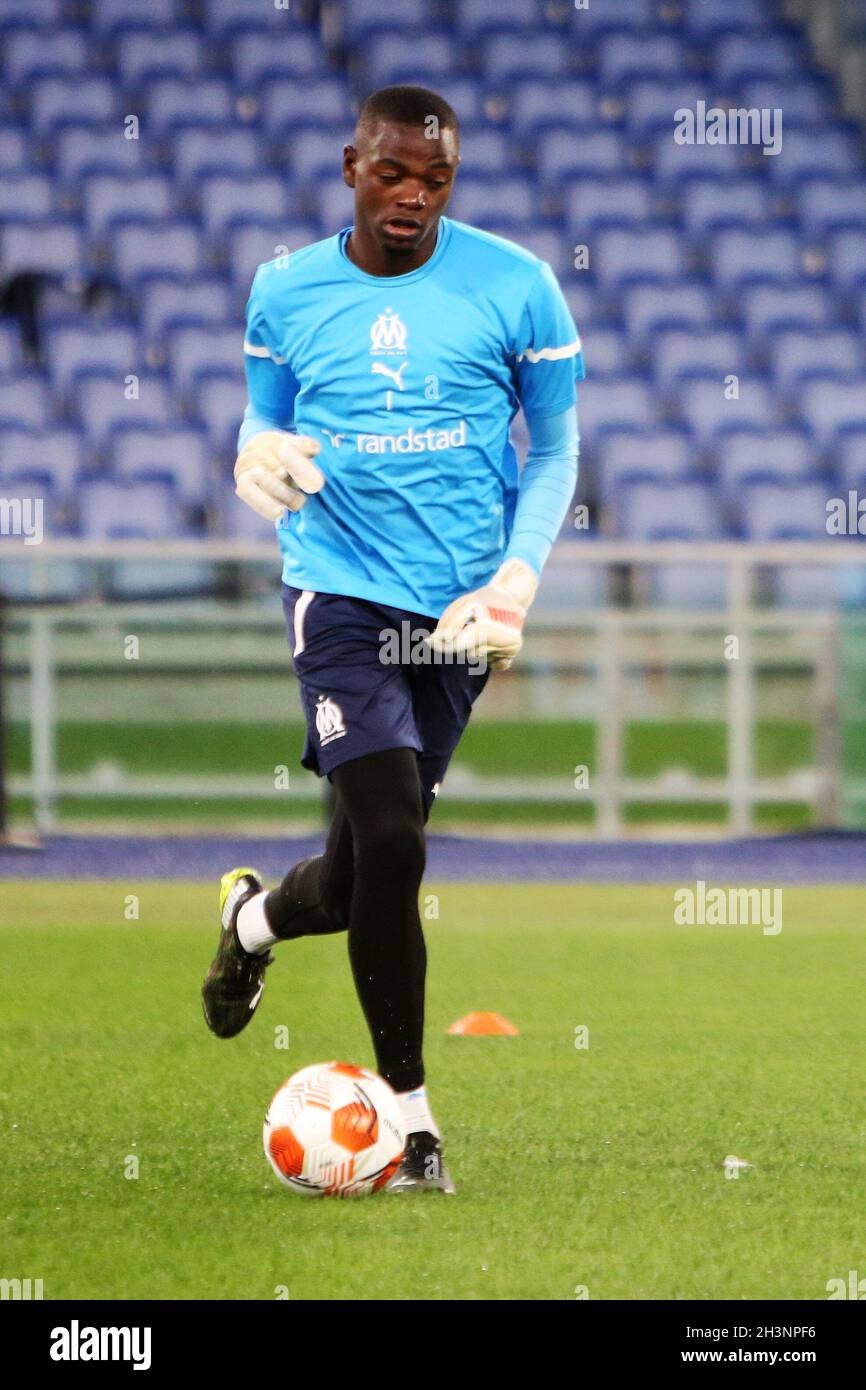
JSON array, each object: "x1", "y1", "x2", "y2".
[{"x1": 355, "y1": 85, "x2": 459, "y2": 144}]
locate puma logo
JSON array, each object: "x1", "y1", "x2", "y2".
[{"x1": 371, "y1": 361, "x2": 408, "y2": 390}]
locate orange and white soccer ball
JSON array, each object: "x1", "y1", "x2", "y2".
[{"x1": 263, "y1": 1061, "x2": 405, "y2": 1197}]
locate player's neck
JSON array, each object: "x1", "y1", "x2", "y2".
[{"x1": 345, "y1": 223, "x2": 440, "y2": 277}]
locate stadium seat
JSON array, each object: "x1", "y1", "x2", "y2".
[
  {"x1": 82, "y1": 175, "x2": 174, "y2": 236},
  {"x1": 0, "y1": 426, "x2": 83, "y2": 501},
  {"x1": 0, "y1": 324, "x2": 21, "y2": 375},
  {"x1": 737, "y1": 481, "x2": 831, "y2": 540},
  {"x1": 573, "y1": 327, "x2": 627, "y2": 378},
  {"x1": 111, "y1": 426, "x2": 212, "y2": 504},
  {"x1": 503, "y1": 227, "x2": 575, "y2": 281},
  {"x1": 0, "y1": 0, "x2": 61, "y2": 26},
  {"x1": 139, "y1": 276, "x2": 235, "y2": 344},
  {"x1": 715, "y1": 430, "x2": 819, "y2": 499},
  {"x1": 454, "y1": 127, "x2": 511, "y2": 177},
  {"x1": 592, "y1": 227, "x2": 685, "y2": 288},
  {"x1": 48, "y1": 322, "x2": 141, "y2": 397},
  {"x1": 483, "y1": 34, "x2": 569, "y2": 82},
  {"x1": 447, "y1": 178, "x2": 535, "y2": 228},
  {"x1": 78, "y1": 478, "x2": 181, "y2": 539},
  {"x1": 597, "y1": 430, "x2": 694, "y2": 502},
  {"x1": 674, "y1": 376, "x2": 776, "y2": 443},
  {"x1": 565, "y1": 179, "x2": 654, "y2": 235},
  {"x1": 509, "y1": 81, "x2": 597, "y2": 134},
  {"x1": 90, "y1": 0, "x2": 176, "y2": 31},
  {"x1": 198, "y1": 175, "x2": 291, "y2": 236},
  {"x1": 769, "y1": 329, "x2": 862, "y2": 391},
  {"x1": 0, "y1": 174, "x2": 53, "y2": 220},
  {"x1": 651, "y1": 133, "x2": 745, "y2": 184},
  {"x1": 0, "y1": 374, "x2": 50, "y2": 429},
  {"x1": 0, "y1": 219, "x2": 84, "y2": 276},
  {"x1": 171, "y1": 126, "x2": 262, "y2": 182},
  {"x1": 741, "y1": 283, "x2": 835, "y2": 342},
  {"x1": 798, "y1": 179, "x2": 866, "y2": 236},
  {"x1": 74, "y1": 371, "x2": 174, "y2": 448},
  {"x1": 798, "y1": 379, "x2": 866, "y2": 446},
  {"x1": 621, "y1": 283, "x2": 716, "y2": 344},
  {"x1": 684, "y1": 0, "x2": 768, "y2": 36},
  {"x1": 0, "y1": 124, "x2": 28, "y2": 173},
  {"x1": 567, "y1": 0, "x2": 653, "y2": 34},
  {"x1": 116, "y1": 30, "x2": 204, "y2": 85},
  {"x1": 574, "y1": 380, "x2": 656, "y2": 448},
  {"x1": 168, "y1": 326, "x2": 243, "y2": 395},
  {"x1": 194, "y1": 372, "x2": 249, "y2": 451},
  {"x1": 680, "y1": 178, "x2": 772, "y2": 235},
  {"x1": 769, "y1": 128, "x2": 860, "y2": 184},
  {"x1": 598, "y1": 34, "x2": 684, "y2": 86},
  {"x1": 4, "y1": 27, "x2": 88, "y2": 84},
  {"x1": 342, "y1": 0, "x2": 430, "y2": 40},
  {"x1": 232, "y1": 30, "x2": 324, "y2": 86},
  {"x1": 204, "y1": 0, "x2": 312, "y2": 34},
  {"x1": 616, "y1": 481, "x2": 722, "y2": 541},
  {"x1": 710, "y1": 228, "x2": 801, "y2": 287},
  {"x1": 456, "y1": 0, "x2": 543, "y2": 38},
  {"x1": 828, "y1": 230, "x2": 866, "y2": 289},
  {"x1": 227, "y1": 222, "x2": 319, "y2": 288},
  {"x1": 836, "y1": 431, "x2": 866, "y2": 493},
  {"x1": 29, "y1": 78, "x2": 116, "y2": 134},
  {"x1": 259, "y1": 79, "x2": 353, "y2": 132},
  {"x1": 143, "y1": 79, "x2": 233, "y2": 135},
  {"x1": 364, "y1": 33, "x2": 458, "y2": 87},
  {"x1": 652, "y1": 329, "x2": 743, "y2": 388},
  {"x1": 625, "y1": 81, "x2": 708, "y2": 134},
  {"x1": 56, "y1": 124, "x2": 147, "y2": 181},
  {"x1": 111, "y1": 222, "x2": 203, "y2": 283},
  {"x1": 537, "y1": 128, "x2": 627, "y2": 185},
  {"x1": 713, "y1": 33, "x2": 802, "y2": 84},
  {"x1": 287, "y1": 130, "x2": 350, "y2": 183}
]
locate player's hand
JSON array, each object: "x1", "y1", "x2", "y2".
[
  {"x1": 427, "y1": 558, "x2": 539, "y2": 671},
  {"x1": 234, "y1": 431, "x2": 325, "y2": 521}
]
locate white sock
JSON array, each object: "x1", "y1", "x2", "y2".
[
  {"x1": 396, "y1": 1085, "x2": 440, "y2": 1139},
  {"x1": 236, "y1": 891, "x2": 279, "y2": 955}
]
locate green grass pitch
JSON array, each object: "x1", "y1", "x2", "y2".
[{"x1": 1, "y1": 881, "x2": 864, "y2": 1301}]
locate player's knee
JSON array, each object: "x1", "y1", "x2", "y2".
[{"x1": 356, "y1": 816, "x2": 426, "y2": 885}]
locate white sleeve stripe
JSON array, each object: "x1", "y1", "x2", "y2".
[
  {"x1": 517, "y1": 336, "x2": 583, "y2": 364},
  {"x1": 243, "y1": 339, "x2": 286, "y2": 364}
]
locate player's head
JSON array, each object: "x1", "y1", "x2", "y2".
[{"x1": 343, "y1": 85, "x2": 460, "y2": 257}]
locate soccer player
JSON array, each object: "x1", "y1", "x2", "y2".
[{"x1": 202, "y1": 86, "x2": 583, "y2": 1192}]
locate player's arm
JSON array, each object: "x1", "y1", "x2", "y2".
[
  {"x1": 235, "y1": 269, "x2": 324, "y2": 522},
  {"x1": 428, "y1": 406, "x2": 579, "y2": 668},
  {"x1": 429, "y1": 262, "x2": 584, "y2": 669}
]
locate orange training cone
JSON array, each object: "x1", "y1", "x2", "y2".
[{"x1": 447, "y1": 1011, "x2": 519, "y2": 1036}]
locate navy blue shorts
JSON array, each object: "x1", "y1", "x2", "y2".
[{"x1": 282, "y1": 584, "x2": 490, "y2": 814}]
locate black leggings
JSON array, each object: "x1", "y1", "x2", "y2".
[{"x1": 264, "y1": 748, "x2": 428, "y2": 1093}]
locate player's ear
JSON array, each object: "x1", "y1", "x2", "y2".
[{"x1": 343, "y1": 144, "x2": 357, "y2": 188}]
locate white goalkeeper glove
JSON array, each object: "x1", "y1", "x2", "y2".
[
  {"x1": 234, "y1": 430, "x2": 325, "y2": 522},
  {"x1": 427, "y1": 557, "x2": 539, "y2": 671}
]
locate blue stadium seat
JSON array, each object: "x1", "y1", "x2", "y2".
[
  {"x1": 597, "y1": 430, "x2": 694, "y2": 502},
  {"x1": 48, "y1": 322, "x2": 140, "y2": 396},
  {"x1": 710, "y1": 228, "x2": 801, "y2": 287},
  {"x1": 90, "y1": 0, "x2": 176, "y2": 31},
  {"x1": 204, "y1": 0, "x2": 312, "y2": 33},
  {"x1": 78, "y1": 478, "x2": 181, "y2": 539},
  {"x1": 0, "y1": 219, "x2": 84, "y2": 276},
  {"x1": 194, "y1": 372, "x2": 249, "y2": 451},
  {"x1": 483, "y1": 34, "x2": 569, "y2": 82},
  {"x1": 574, "y1": 380, "x2": 656, "y2": 448},
  {"x1": 565, "y1": 179, "x2": 654, "y2": 234},
  {"x1": 622, "y1": 282, "x2": 715, "y2": 344},
  {"x1": 75, "y1": 371, "x2": 173, "y2": 447},
  {"x1": 625, "y1": 81, "x2": 708, "y2": 134},
  {"x1": 0, "y1": 324, "x2": 21, "y2": 374},
  {"x1": 836, "y1": 431, "x2": 866, "y2": 493},
  {"x1": 0, "y1": 125, "x2": 28, "y2": 173},
  {"x1": 674, "y1": 375, "x2": 776, "y2": 442},
  {"x1": 652, "y1": 133, "x2": 745, "y2": 184},
  {"x1": 171, "y1": 125, "x2": 261, "y2": 182},
  {"x1": 144, "y1": 79, "x2": 233, "y2": 134},
  {"x1": 111, "y1": 426, "x2": 211, "y2": 504},
  {"x1": 4, "y1": 27, "x2": 88, "y2": 84},
  {"x1": 537, "y1": 128, "x2": 626, "y2": 184},
  {"x1": 111, "y1": 222, "x2": 203, "y2": 282},
  {"x1": 509, "y1": 81, "x2": 596, "y2": 133},
  {"x1": 198, "y1": 174, "x2": 290, "y2": 235},
  {"x1": 713, "y1": 33, "x2": 802, "y2": 84},
  {"x1": 456, "y1": 0, "x2": 542, "y2": 38},
  {"x1": 426, "y1": 79, "x2": 483, "y2": 125},
  {"x1": 798, "y1": 379, "x2": 866, "y2": 445},
  {"x1": 741, "y1": 283, "x2": 835, "y2": 342},
  {"x1": 684, "y1": 0, "x2": 768, "y2": 36},
  {"x1": 455, "y1": 127, "x2": 511, "y2": 176},
  {"x1": 0, "y1": 0, "x2": 61, "y2": 27},
  {"x1": 593, "y1": 227, "x2": 685, "y2": 288},
  {"x1": 577, "y1": 328, "x2": 628, "y2": 377},
  {"x1": 0, "y1": 426, "x2": 82, "y2": 501},
  {"x1": 680, "y1": 178, "x2": 772, "y2": 234},
  {"x1": 769, "y1": 329, "x2": 862, "y2": 391},
  {"x1": 116, "y1": 30, "x2": 203, "y2": 85},
  {"x1": 798, "y1": 179, "x2": 866, "y2": 235},
  {"x1": 653, "y1": 329, "x2": 743, "y2": 388},
  {"x1": 259, "y1": 79, "x2": 352, "y2": 132},
  {"x1": 140, "y1": 276, "x2": 234, "y2": 343},
  {"x1": 0, "y1": 374, "x2": 49, "y2": 429},
  {"x1": 30, "y1": 77, "x2": 116, "y2": 134},
  {"x1": 82, "y1": 175, "x2": 174, "y2": 235},
  {"x1": 232, "y1": 30, "x2": 324, "y2": 86},
  {"x1": 447, "y1": 177, "x2": 535, "y2": 227},
  {"x1": 741, "y1": 80, "x2": 832, "y2": 126},
  {"x1": 828, "y1": 230, "x2": 866, "y2": 289},
  {"x1": 503, "y1": 227, "x2": 575, "y2": 281},
  {"x1": 227, "y1": 222, "x2": 319, "y2": 288},
  {"x1": 168, "y1": 326, "x2": 242, "y2": 395},
  {"x1": 617, "y1": 481, "x2": 721, "y2": 541},
  {"x1": 716, "y1": 430, "x2": 818, "y2": 499},
  {"x1": 313, "y1": 177, "x2": 355, "y2": 233},
  {"x1": 364, "y1": 32, "x2": 458, "y2": 86},
  {"x1": 56, "y1": 124, "x2": 147, "y2": 181},
  {"x1": 598, "y1": 34, "x2": 684, "y2": 86},
  {"x1": 738, "y1": 481, "x2": 830, "y2": 540},
  {"x1": 769, "y1": 128, "x2": 860, "y2": 184},
  {"x1": 0, "y1": 174, "x2": 53, "y2": 219},
  {"x1": 287, "y1": 129, "x2": 349, "y2": 183},
  {"x1": 567, "y1": 0, "x2": 653, "y2": 32},
  {"x1": 342, "y1": 0, "x2": 430, "y2": 40}
]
